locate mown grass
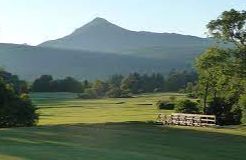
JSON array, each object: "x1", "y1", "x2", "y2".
[
  {"x1": 0, "y1": 122, "x2": 246, "y2": 160},
  {"x1": 32, "y1": 92, "x2": 182, "y2": 125},
  {"x1": 0, "y1": 92, "x2": 245, "y2": 160}
]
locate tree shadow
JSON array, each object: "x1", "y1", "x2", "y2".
[{"x1": 0, "y1": 121, "x2": 246, "y2": 160}]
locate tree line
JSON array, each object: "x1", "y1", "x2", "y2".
[
  {"x1": 32, "y1": 75, "x2": 83, "y2": 93},
  {"x1": 31, "y1": 70, "x2": 197, "y2": 98}
]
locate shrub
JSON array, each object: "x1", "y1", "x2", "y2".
[
  {"x1": 0, "y1": 79, "x2": 38, "y2": 128},
  {"x1": 156, "y1": 100, "x2": 175, "y2": 110},
  {"x1": 207, "y1": 97, "x2": 242, "y2": 125},
  {"x1": 77, "y1": 88, "x2": 97, "y2": 99},
  {"x1": 107, "y1": 87, "x2": 133, "y2": 98},
  {"x1": 175, "y1": 99, "x2": 199, "y2": 114}
]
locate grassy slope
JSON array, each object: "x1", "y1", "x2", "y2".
[{"x1": 0, "y1": 92, "x2": 245, "y2": 160}]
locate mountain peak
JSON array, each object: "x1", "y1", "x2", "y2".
[
  {"x1": 71, "y1": 17, "x2": 124, "y2": 35},
  {"x1": 40, "y1": 17, "x2": 212, "y2": 54},
  {"x1": 85, "y1": 17, "x2": 114, "y2": 27},
  {"x1": 91, "y1": 17, "x2": 110, "y2": 24}
]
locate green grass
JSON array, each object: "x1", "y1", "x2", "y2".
[
  {"x1": 0, "y1": 92, "x2": 245, "y2": 160},
  {"x1": 32, "y1": 92, "x2": 181, "y2": 125}
]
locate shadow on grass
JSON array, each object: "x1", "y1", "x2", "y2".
[{"x1": 0, "y1": 121, "x2": 246, "y2": 160}]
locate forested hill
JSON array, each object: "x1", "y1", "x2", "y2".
[
  {"x1": 0, "y1": 43, "x2": 189, "y2": 80},
  {"x1": 39, "y1": 17, "x2": 215, "y2": 59},
  {"x1": 0, "y1": 18, "x2": 220, "y2": 80}
]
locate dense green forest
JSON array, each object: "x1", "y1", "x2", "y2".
[{"x1": 31, "y1": 70, "x2": 197, "y2": 96}]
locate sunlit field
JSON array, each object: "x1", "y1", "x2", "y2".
[
  {"x1": 0, "y1": 93, "x2": 245, "y2": 160},
  {"x1": 32, "y1": 92, "x2": 181, "y2": 125}
]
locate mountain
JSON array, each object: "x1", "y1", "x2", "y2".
[
  {"x1": 0, "y1": 43, "x2": 186, "y2": 80},
  {"x1": 39, "y1": 17, "x2": 215, "y2": 59},
  {"x1": 0, "y1": 18, "x2": 218, "y2": 80}
]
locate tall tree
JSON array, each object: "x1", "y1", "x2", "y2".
[
  {"x1": 92, "y1": 80, "x2": 109, "y2": 97},
  {"x1": 121, "y1": 73, "x2": 141, "y2": 94},
  {"x1": 207, "y1": 9, "x2": 246, "y2": 47},
  {"x1": 196, "y1": 47, "x2": 230, "y2": 109},
  {"x1": 107, "y1": 74, "x2": 124, "y2": 87},
  {"x1": 207, "y1": 9, "x2": 246, "y2": 79},
  {"x1": 32, "y1": 75, "x2": 53, "y2": 92},
  {"x1": 197, "y1": 9, "x2": 246, "y2": 124}
]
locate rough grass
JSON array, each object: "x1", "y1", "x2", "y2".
[{"x1": 0, "y1": 92, "x2": 245, "y2": 160}]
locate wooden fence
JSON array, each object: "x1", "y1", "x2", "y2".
[{"x1": 157, "y1": 113, "x2": 216, "y2": 126}]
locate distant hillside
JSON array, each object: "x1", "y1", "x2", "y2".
[
  {"x1": 40, "y1": 17, "x2": 215, "y2": 59},
  {"x1": 1, "y1": 18, "x2": 221, "y2": 80},
  {"x1": 0, "y1": 43, "x2": 190, "y2": 80}
]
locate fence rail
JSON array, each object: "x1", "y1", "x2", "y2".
[{"x1": 157, "y1": 113, "x2": 216, "y2": 127}]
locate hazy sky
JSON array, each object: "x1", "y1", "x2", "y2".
[{"x1": 0, "y1": 0, "x2": 245, "y2": 45}]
